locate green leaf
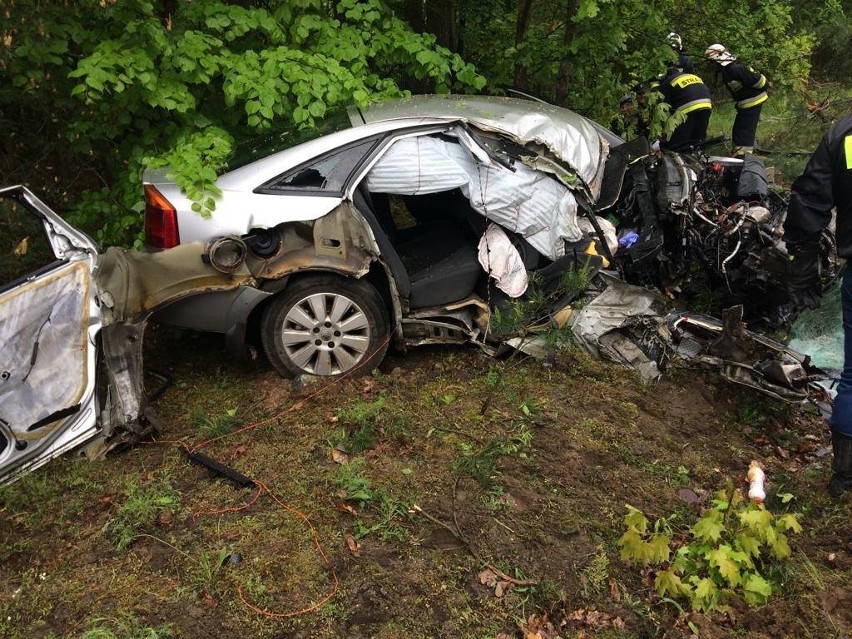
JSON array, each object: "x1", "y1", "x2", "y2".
[
  {"x1": 692, "y1": 509, "x2": 724, "y2": 542},
  {"x1": 618, "y1": 529, "x2": 646, "y2": 563},
  {"x1": 693, "y1": 576, "x2": 718, "y2": 602},
  {"x1": 776, "y1": 513, "x2": 802, "y2": 534},
  {"x1": 708, "y1": 546, "x2": 741, "y2": 586},
  {"x1": 768, "y1": 532, "x2": 792, "y2": 559},
  {"x1": 576, "y1": 0, "x2": 600, "y2": 20},
  {"x1": 739, "y1": 506, "x2": 773, "y2": 531},
  {"x1": 646, "y1": 534, "x2": 671, "y2": 564},
  {"x1": 738, "y1": 533, "x2": 763, "y2": 558},
  {"x1": 308, "y1": 99, "x2": 326, "y2": 117},
  {"x1": 742, "y1": 573, "x2": 772, "y2": 605},
  {"x1": 655, "y1": 569, "x2": 686, "y2": 598},
  {"x1": 624, "y1": 505, "x2": 648, "y2": 534}
]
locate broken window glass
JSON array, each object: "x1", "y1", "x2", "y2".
[
  {"x1": 263, "y1": 138, "x2": 378, "y2": 194},
  {"x1": 0, "y1": 198, "x2": 58, "y2": 286}
]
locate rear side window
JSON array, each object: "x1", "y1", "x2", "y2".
[
  {"x1": 0, "y1": 197, "x2": 57, "y2": 286},
  {"x1": 257, "y1": 138, "x2": 379, "y2": 196},
  {"x1": 227, "y1": 108, "x2": 353, "y2": 171}
]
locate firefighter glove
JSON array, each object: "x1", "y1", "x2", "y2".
[{"x1": 787, "y1": 239, "x2": 822, "y2": 311}]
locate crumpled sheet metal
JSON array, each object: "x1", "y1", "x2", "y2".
[
  {"x1": 365, "y1": 134, "x2": 583, "y2": 261},
  {"x1": 667, "y1": 311, "x2": 818, "y2": 402},
  {"x1": 95, "y1": 242, "x2": 255, "y2": 324},
  {"x1": 358, "y1": 95, "x2": 607, "y2": 197},
  {"x1": 566, "y1": 277, "x2": 667, "y2": 380},
  {"x1": 0, "y1": 262, "x2": 90, "y2": 434}
]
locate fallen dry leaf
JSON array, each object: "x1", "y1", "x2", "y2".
[
  {"x1": 157, "y1": 510, "x2": 172, "y2": 526},
  {"x1": 775, "y1": 445, "x2": 790, "y2": 460},
  {"x1": 334, "y1": 499, "x2": 358, "y2": 517},
  {"x1": 479, "y1": 568, "x2": 498, "y2": 588},
  {"x1": 609, "y1": 577, "x2": 621, "y2": 602},
  {"x1": 345, "y1": 533, "x2": 360, "y2": 557},
  {"x1": 331, "y1": 448, "x2": 350, "y2": 465},
  {"x1": 494, "y1": 580, "x2": 511, "y2": 598},
  {"x1": 569, "y1": 608, "x2": 624, "y2": 630},
  {"x1": 230, "y1": 445, "x2": 248, "y2": 461},
  {"x1": 13, "y1": 237, "x2": 29, "y2": 256},
  {"x1": 519, "y1": 613, "x2": 557, "y2": 639}
]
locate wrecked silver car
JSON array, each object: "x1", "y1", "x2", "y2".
[
  {"x1": 143, "y1": 95, "x2": 839, "y2": 377},
  {"x1": 1, "y1": 96, "x2": 834, "y2": 483}
]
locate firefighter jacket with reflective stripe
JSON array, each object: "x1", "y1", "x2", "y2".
[
  {"x1": 658, "y1": 69, "x2": 712, "y2": 114},
  {"x1": 784, "y1": 115, "x2": 852, "y2": 258},
  {"x1": 719, "y1": 62, "x2": 769, "y2": 109}
]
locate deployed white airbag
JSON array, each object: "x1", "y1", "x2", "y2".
[
  {"x1": 477, "y1": 224, "x2": 529, "y2": 297},
  {"x1": 365, "y1": 134, "x2": 584, "y2": 261}
]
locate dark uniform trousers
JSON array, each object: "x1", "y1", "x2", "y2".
[{"x1": 785, "y1": 115, "x2": 852, "y2": 437}]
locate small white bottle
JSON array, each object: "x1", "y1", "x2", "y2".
[{"x1": 747, "y1": 460, "x2": 766, "y2": 505}]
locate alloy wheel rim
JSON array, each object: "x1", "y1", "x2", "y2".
[{"x1": 280, "y1": 291, "x2": 371, "y2": 375}]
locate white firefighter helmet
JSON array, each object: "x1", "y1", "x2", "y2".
[
  {"x1": 667, "y1": 32, "x2": 683, "y2": 50},
  {"x1": 705, "y1": 43, "x2": 736, "y2": 65}
]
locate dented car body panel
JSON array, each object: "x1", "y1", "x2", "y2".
[
  {"x1": 0, "y1": 187, "x2": 255, "y2": 484},
  {"x1": 2, "y1": 96, "x2": 838, "y2": 482}
]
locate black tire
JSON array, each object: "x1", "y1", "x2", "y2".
[{"x1": 261, "y1": 275, "x2": 389, "y2": 378}]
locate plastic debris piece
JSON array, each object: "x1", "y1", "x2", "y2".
[
  {"x1": 584, "y1": 240, "x2": 610, "y2": 268},
  {"x1": 618, "y1": 231, "x2": 639, "y2": 249},
  {"x1": 747, "y1": 460, "x2": 766, "y2": 504}
]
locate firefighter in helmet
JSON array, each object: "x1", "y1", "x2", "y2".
[{"x1": 705, "y1": 43, "x2": 770, "y2": 155}]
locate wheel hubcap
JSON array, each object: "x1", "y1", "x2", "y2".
[{"x1": 280, "y1": 291, "x2": 371, "y2": 375}]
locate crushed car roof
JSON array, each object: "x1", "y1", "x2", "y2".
[{"x1": 353, "y1": 95, "x2": 608, "y2": 194}]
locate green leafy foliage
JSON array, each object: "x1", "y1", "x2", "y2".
[
  {"x1": 618, "y1": 486, "x2": 802, "y2": 612},
  {"x1": 1, "y1": 0, "x2": 485, "y2": 245},
  {"x1": 447, "y1": 0, "x2": 821, "y2": 136}
]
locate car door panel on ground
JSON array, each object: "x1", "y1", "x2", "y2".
[{"x1": 0, "y1": 188, "x2": 101, "y2": 484}]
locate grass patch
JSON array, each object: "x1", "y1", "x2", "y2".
[
  {"x1": 80, "y1": 614, "x2": 173, "y2": 639},
  {"x1": 102, "y1": 478, "x2": 180, "y2": 551}
]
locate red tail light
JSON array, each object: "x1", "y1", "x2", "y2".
[{"x1": 144, "y1": 184, "x2": 180, "y2": 249}]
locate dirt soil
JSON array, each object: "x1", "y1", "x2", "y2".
[{"x1": 1, "y1": 328, "x2": 850, "y2": 639}]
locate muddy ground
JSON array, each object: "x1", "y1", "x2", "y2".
[{"x1": 1, "y1": 328, "x2": 850, "y2": 639}]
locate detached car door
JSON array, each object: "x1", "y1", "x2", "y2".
[{"x1": 0, "y1": 186, "x2": 102, "y2": 485}]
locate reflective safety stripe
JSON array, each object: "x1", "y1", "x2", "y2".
[
  {"x1": 736, "y1": 92, "x2": 768, "y2": 109},
  {"x1": 677, "y1": 99, "x2": 712, "y2": 114},
  {"x1": 753, "y1": 74, "x2": 767, "y2": 89},
  {"x1": 671, "y1": 73, "x2": 703, "y2": 89},
  {"x1": 845, "y1": 135, "x2": 852, "y2": 170}
]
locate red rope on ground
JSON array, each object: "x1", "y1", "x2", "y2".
[{"x1": 143, "y1": 334, "x2": 392, "y2": 619}]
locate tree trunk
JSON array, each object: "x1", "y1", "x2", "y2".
[
  {"x1": 402, "y1": 0, "x2": 425, "y2": 33},
  {"x1": 425, "y1": 0, "x2": 457, "y2": 51},
  {"x1": 513, "y1": 0, "x2": 535, "y2": 89},
  {"x1": 554, "y1": 0, "x2": 580, "y2": 106}
]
